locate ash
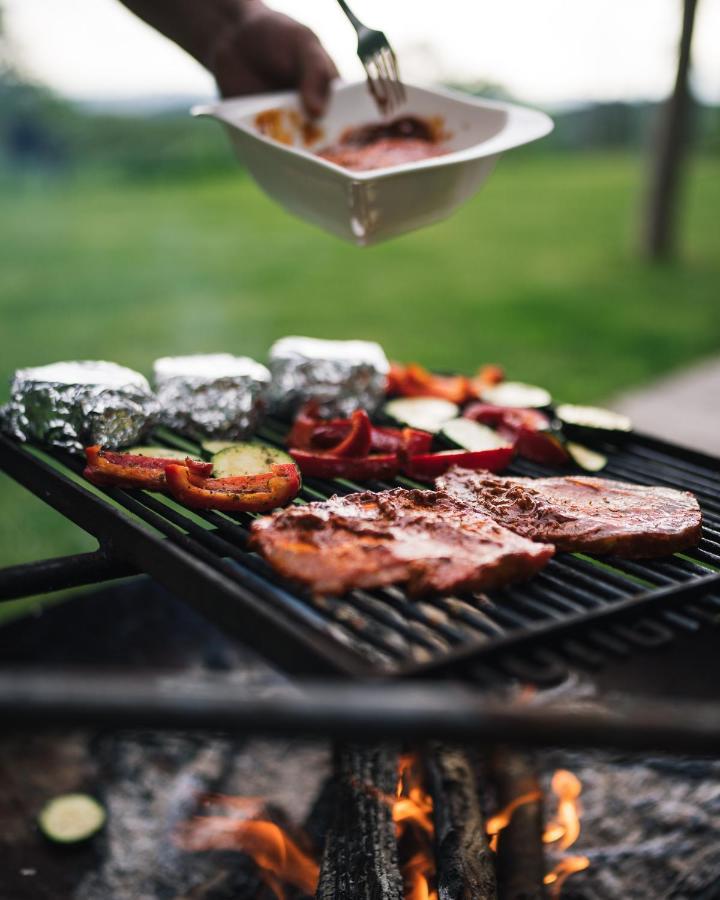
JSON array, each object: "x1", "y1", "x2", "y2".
[{"x1": 540, "y1": 750, "x2": 720, "y2": 900}]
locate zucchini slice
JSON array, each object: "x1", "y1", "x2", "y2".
[
  {"x1": 567, "y1": 442, "x2": 608, "y2": 472},
  {"x1": 440, "y1": 418, "x2": 511, "y2": 451},
  {"x1": 124, "y1": 446, "x2": 193, "y2": 460},
  {"x1": 556, "y1": 404, "x2": 632, "y2": 433},
  {"x1": 481, "y1": 382, "x2": 552, "y2": 409},
  {"x1": 201, "y1": 440, "x2": 238, "y2": 455},
  {"x1": 38, "y1": 794, "x2": 106, "y2": 844},
  {"x1": 383, "y1": 397, "x2": 458, "y2": 433},
  {"x1": 212, "y1": 442, "x2": 296, "y2": 477}
]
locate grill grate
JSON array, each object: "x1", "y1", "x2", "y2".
[{"x1": 1, "y1": 418, "x2": 719, "y2": 679}]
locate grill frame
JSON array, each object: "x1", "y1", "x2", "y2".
[{"x1": 1, "y1": 420, "x2": 719, "y2": 681}]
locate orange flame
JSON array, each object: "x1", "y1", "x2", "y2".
[
  {"x1": 174, "y1": 794, "x2": 319, "y2": 900},
  {"x1": 393, "y1": 754, "x2": 438, "y2": 900},
  {"x1": 485, "y1": 789, "x2": 543, "y2": 852},
  {"x1": 544, "y1": 856, "x2": 590, "y2": 897}
]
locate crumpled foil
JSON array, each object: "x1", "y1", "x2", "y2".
[
  {"x1": 1, "y1": 360, "x2": 159, "y2": 453},
  {"x1": 268, "y1": 336, "x2": 389, "y2": 417},
  {"x1": 153, "y1": 353, "x2": 271, "y2": 440}
]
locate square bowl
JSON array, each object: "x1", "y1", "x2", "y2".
[{"x1": 193, "y1": 81, "x2": 552, "y2": 246}]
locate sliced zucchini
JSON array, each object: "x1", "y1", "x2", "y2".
[
  {"x1": 212, "y1": 442, "x2": 296, "y2": 477},
  {"x1": 201, "y1": 440, "x2": 238, "y2": 455},
  {"x1": 38, "y1": 794, "x2": 106, "y2": 844},
  {"x1": 556, "y1": 404, "x2": 632, "y2": 433},
  {"x1": 124, "y1": 445, "x2": 192, "y2": 460},
  {"x1": 383, "y1": 397, "x2": 458, "y2": 433},
  {"x1": 481, "y1": 382, "x2": 552, "y2": 409},
  {"x1": 567, "y1": 442, "x2": 607, "y2": 472},
  {"x1": 440, "y1": 418, "x2": 511, "y2": 451}
]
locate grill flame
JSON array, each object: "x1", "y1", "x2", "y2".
[
  {"x1": 174, "y1": 794, "x2": 319, "y2": 899},
  {"x1": 393, "y1": 754, "x2": 438, "y2": 900}
]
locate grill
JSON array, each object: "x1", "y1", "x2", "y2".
[{"x1": 2, "y1": 415, "x2": 719, "y2": 682}]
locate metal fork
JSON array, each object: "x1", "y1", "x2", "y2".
[{"x1": 335, "y1": 0, "x2": 406, "y2": 115}]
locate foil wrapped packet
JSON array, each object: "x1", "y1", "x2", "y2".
[
  {"x1": 268, "y1": 337, "x2": 389, "y2": 418},
  {"x1": 153, "y1": 353, "x2": 271, "y2": 440},
  {"x1": 2, "y1": 360, "x2": 159, "y2": 453}
]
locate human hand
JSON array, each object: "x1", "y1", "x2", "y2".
[{"x1": 209, "y1": 2, "x2": 339, "y2": 118}]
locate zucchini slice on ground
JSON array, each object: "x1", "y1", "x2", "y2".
[
  {"x1": 440, "y1": 418, "x2": 512, "y2": 451},
  {"x1": 481, "y1": 382, "x2": 552, "y2": 409},
  {"x1": 556, "y1": 404, "x2": 632, "y2": 433},
  {"x1": 38, "y1": 794, "x2": 106, "y2": 844},
  {"x1": 383, "y1": 397, "x2": 458, "y2": 433},
  {"x1": 212, "y1": 442, "x2": 296, "y2": 477},
  {"x1": 567, "y1": 442, "x2": 608, "y2": 472},
  {"x1": 124, "y1": 446, "x2": 193, "y2": 460}
]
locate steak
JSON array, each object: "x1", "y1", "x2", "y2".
[
  {"x1": 250, "y1": 488, "x2": 554, "y2": 597},
  {"x1": 437, "y1": 469, "x2": 702, "y2": 558}
]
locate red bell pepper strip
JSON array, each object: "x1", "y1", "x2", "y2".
[
  {"x1": 468, "y1": 364, "x2": 505, "y2": 398},
  {"x1": 514, "y1": 429, "x2": 570, "y2": 466},
  {"x1": 328, "y1": 409, "x2": 372, "y2": 458},
  {"x1": 289, "y1": 449, "x2": 399, "y2": 482},
  {"x1": 463, "y1": 403, "x2": 569, "y2": 465},
  {"x1": 288, "y1": 404, "x2": 431, "y2": 456},
  {"x1": 83, "y1": 446, "x2": 211, "y2": 491},
  {"x1": 387, "y1": 362, "x2": 470, "y2": 405},
  {"x1": 402, "y1": 446, "x2": 514, "y2": 481},
  {"x1": 464, "y1": 402, "x2": 550, "y2": 434},
  {"x1": 165, "y1": 463, "x2": 300, "y2": 512}
]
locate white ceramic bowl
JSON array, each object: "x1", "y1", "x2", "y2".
[{"x1": 193, "y1": 82, "x2": 552, "y2": 246}]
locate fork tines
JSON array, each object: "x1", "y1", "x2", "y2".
[{"x1": 363, "y1": 41, "x2": 406, "y2": 116}]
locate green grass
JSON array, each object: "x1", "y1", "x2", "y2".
[{"x1": 1, "y1": 150, "x2": 719, "y2": 570}]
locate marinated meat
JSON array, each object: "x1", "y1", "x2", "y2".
[
  {"x1": 437, "y1": 469, "x2": 702, "y2": 558},
  {"x1": 318, "y1": 116, "x2": 448, "y2": 172},
  {"x1": 250, "y1": 488, "x2": 554, "y2": 597}
]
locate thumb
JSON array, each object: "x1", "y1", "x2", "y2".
[{"x1": 298, "y1": 41, "x2": 338, "y2": 118}]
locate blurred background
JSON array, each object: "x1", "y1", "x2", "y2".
[{"x1": 0, "y1": 0, "x2": 718, "y2": 572}]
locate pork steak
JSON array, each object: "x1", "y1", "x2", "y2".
[
  {"x1": 437, "y1": 469, "x2": 702, "y2": 558},
  {"x1": 250, "y1": 488, "x2": 554, "y2": 597}
]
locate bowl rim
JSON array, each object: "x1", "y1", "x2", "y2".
[{"x1": 192, "y1": 80, "x2": 553, "y2": 181}]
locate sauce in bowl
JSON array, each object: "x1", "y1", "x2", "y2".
[{"x1": 317, "y1": 116, "x2": 449, "y2": 172}]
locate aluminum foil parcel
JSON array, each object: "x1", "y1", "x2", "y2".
[
  {"x1": 268, "y1": 336, "x2": 389, "y2": 417},
  {"x1": 153, "y1": 353, "x2": 270, "y2": 440},
  {"x1": 2, "y1": 360, "x2": 159, "y2": 453}
]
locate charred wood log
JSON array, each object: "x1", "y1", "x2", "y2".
[
  {"x1": 316, "y1": 743, "x2": 403, "y2": 900},
  {"x1": 425, "y1": 744, "x2": 497, "y2": 900},
  {"x1": 490, "y1": 751, "x2": 546, "y2": 900}
]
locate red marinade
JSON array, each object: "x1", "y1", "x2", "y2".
[{"x1": 318, "y1": 116, "x2": 448, "y2": 172}]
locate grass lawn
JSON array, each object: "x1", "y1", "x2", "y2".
[{"x1": 1, "y1": 150, "x2": 718, "y2": 571}]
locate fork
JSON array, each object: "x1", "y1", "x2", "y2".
[{"x1": 335, "y1": 0, "x2": 406, "y2": 116}]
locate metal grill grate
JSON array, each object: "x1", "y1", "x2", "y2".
[{"x1": 1, "y1": 418, "x2": 719, "y2": 679}]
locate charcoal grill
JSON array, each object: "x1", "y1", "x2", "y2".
[{"x1": 1, "y1": 415, "x2": 719, "y2": 684}]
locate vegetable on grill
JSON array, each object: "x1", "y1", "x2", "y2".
[
  {"x1": 566, "y1": 442, "x2": 608, "y2": 472},
  {"x1": 384, "y1": 397, "x2": 459, "y2": 433},
  {"x1": 440, "y1": 418, "x2": 513, "y2": 452},
  {"x1": 83, "y1": 446, "x2": 212, "y2": 491},
  {"x1": 211, "y1": 442, "x2": 296, "y2": 478},
  {"x1": 480, "y1": 382, "x2": 552, "y2": 409},
  {"x1": 387, "y1": 361, "x2": 470, "y2": 404},
  {"x1": 556, "y1": 404, "x2": 632, "y2": 433},
  {"x1": 402, "y1": 447, "x2": 515, "y2": 481},
  {"x1": 38, "y1": 794, "x2": 106, "y2": 844},
  {"x1": 289, "y1": 449, "x2": 399, "y2": 482},
  {"x1": 124, "y1": 445, "x2": 194, "y2": 460},
  {"x1": 165, "y1": 463, "x2": 301, "y2": 512},
  {"x1": 463, "y1": 402, "x2": 569, "y2": 466}
]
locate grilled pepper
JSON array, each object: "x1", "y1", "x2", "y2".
[
  {"x1": 289, "y1": 449, "x2": 399, "y2": 482},
  {"x1": 328, "y1": 409, "x2": 372, "y2": 458},
  {"x1": 288, "y1": 404, "x2": 431, "y2": 456},
  {"x1": 463, "y1": 402, "x2": 569, "y2": 466},
  {"x1": 84, "y1": 446, "x2": 211, "y2": 491},
  {"x1": 387, "y1": 362, "x2": 470, "y2": 405},
  {"x1": 165, "y1": 463, "x2": 300, "y2": 512},
  {"x1": 402, "y1": 447, "x2": 514, "y2": 481}
]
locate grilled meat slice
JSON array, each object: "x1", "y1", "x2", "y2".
[
  {"x1": 250, "y1": 488, "x2": 554, "y2": 597},
  {"x1": 437, "y1": 469, "x2": 702, "y2": 558}
]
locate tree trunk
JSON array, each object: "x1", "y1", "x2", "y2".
[{"x1": 642, "y1": 0, "x2": 699, "y2": 260}]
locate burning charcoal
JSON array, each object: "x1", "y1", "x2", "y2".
[
  {"x1": 487, "y1": 751, "x2": 547, "y2": 899},
  {"x1": 153, "y1": 353, "x2": 271, "y2": 440},
  {"x1": 316, "y1": 744, "x2": 403, "y2": 900},
  {"x1": 268, "y1": 336, "x2": 389, "y2": 417},
  {"x1": 2, "y1": 360, "x2": 159, "y2": 453},
  {"x1": 425, "y1": 745, "x2": 497, "y2": 899}
]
